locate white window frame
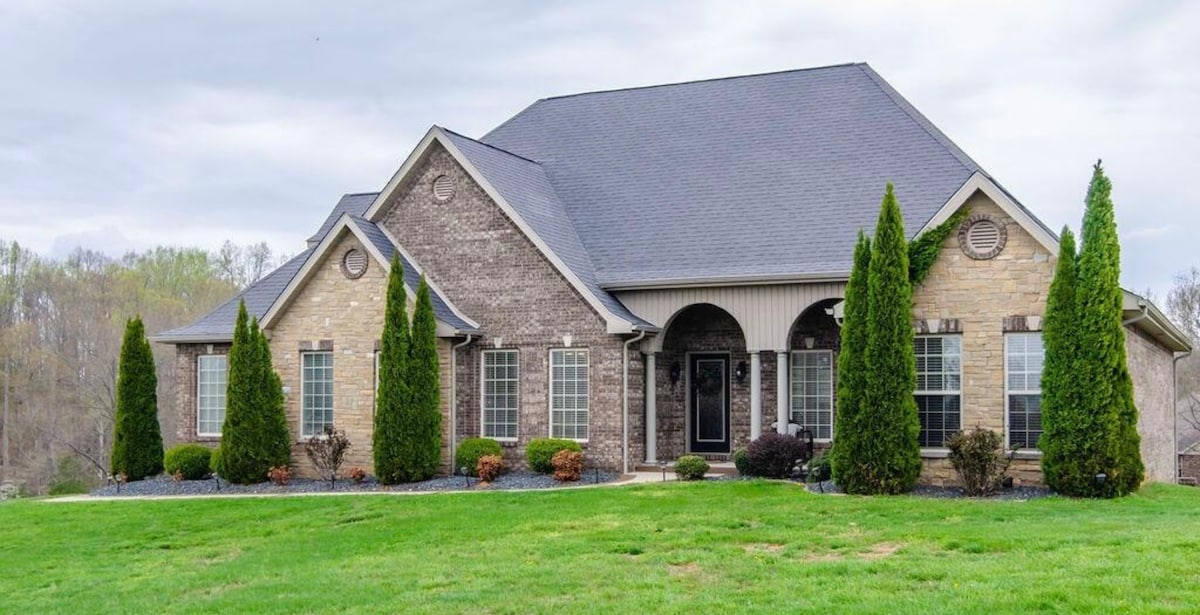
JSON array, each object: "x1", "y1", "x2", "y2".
[
  {"x1": 1005, "y1": 333, "x2": 1044, "y2": 451},
  {"x1": 790, "y1": 350, "x2": 834, "y2": 442},
  {"x1": 481, "y1": 349, "x2": 520, "y2": 441},
  {"x1": 196, "y1": 354, "x2": 228, "y2": 437},
  {"x1": 301, "y1": 351, "x2": 334, "y2": 438},
  {"x1": 548, "y1": 348, "x2": 589, "y2": 442},
  {"x1": 914, "y1": 334, "x2": 963, "y2": 449}
]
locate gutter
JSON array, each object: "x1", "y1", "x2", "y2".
[
  {"x1": 449, "y1": 334, "x2": 476, "y2": 472},
  {"x1": 622, "y1": 330, "x2": 647, "y2": 474},
  {"x1": 1122, "y1": 301, "x2": 1150, "y2": 327},
  {"x1": 601, "y1": 272, "x2": 851, "y2": 291}
]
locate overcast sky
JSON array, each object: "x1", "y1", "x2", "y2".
[{"x1": 1, "y1": 1, "x2": 1196, "y2": 294}]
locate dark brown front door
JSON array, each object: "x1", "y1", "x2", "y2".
[{"x1": 689, "y1": 354, "x2": 730, "y2": 453}]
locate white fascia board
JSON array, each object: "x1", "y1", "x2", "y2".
[
  {"x1": 364, "y1": 125, "x2": 637, "y2": 334},
  {"x1": 918, "y1": 172, "x2": 1059, "y2": 254},
  {"x1": 260, "y1": 214, "x2": 463, "y2": 337}
]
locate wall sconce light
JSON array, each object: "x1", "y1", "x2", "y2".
[
  {"x1": 669, "y1": 361, "x2": 681, "y2": 385},
  {"x1": 803, "y1": 336, "x2": 816, "y2": 350},
  {"x1": 735, "y1": 361, "x2": 747, "y2": 383}
]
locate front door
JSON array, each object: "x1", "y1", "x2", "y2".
[{"x1": 689, "y1": 354, "x2": 730, "y2": 453}]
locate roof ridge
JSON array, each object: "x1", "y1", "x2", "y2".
[
  {"x1": 855, "y1": 64, "x2": 980, "y2": 173},
  {"x1": 440, "y1": 126, "x2": 543, "y2": 165},
  {"x1": 535, "y1": 62, "x2": 864, "y2": 103}
]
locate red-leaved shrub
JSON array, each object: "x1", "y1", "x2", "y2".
[
  {"x1": 476, "y1": 455, "x2": 504, "y2": 482},
  {"x1": 552, "y1": 450, "x2": 583, "y2": 482}
]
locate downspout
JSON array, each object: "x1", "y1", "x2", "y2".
[
  {"x1": 1174, "y1": 350, "x2": 1193, "y2": 483},
  {"x1": 623, "y1": 330, "x2": 647, "y2": 475},
  {"x1": 450, "y1": 334, "x2": 475, "y2": 472},
  {"x1": 1122, "y1": 301, "x2": 1149, "y2": 327}
]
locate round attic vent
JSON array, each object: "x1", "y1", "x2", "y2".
[
  {"x1": 432, "y1": 174, "x2": 455, "y2": 201},
  {"x1": 341, "y1": 248, "x2": 367, "y2": 279},
  {"x1": 958, "y1": 215, "x2": 1007, "y2": 260}
]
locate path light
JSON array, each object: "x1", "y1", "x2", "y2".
[
  {"x1": 659, "y1": 460, "x2": 668, "y2": 482},
  {"x1": 1095, "y1": 472, "x2": 1107, "y2": 486},
  {"x1": 461, "y1": 466, "x2": 471, "y2": 489}
]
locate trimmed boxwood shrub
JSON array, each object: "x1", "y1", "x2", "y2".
[
  {"x1": 527, "y1": 438, "x2": 582, "y2": 474},
  {"x1": 675, "y1": 455, "x2": 709, "y2": 481},
  {"x1": 732, "y1": 448, "x2": 750, "y2": 476},
  {"x1": 746, "y1": 433, "x2": 805, "y2": 479},
  {"x1": 455, "y1": 438, "x2": 503, "y2": 476},
  {"x1": 164, "y1": 444, "x2": 213, "y2": 480}
]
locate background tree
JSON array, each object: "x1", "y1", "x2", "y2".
[
  {"x1": 374, "y1": 255, "x2": 411, "y2": 484},
  {"x1": 1039, "y1": 228, "x2": 1081, "y2": 490},
  {"x1": 857, "y1": 183, "x2": 922, "y2": 494},
  {"x1": 830, "y1": 231, "x2": 870, "y2": 489},
  {"x1": 406, "y1": 276, "x2": 443, "y2": 481},
  {"x1": 110, "y1": 317, "x2": 163, "y2": 480}
]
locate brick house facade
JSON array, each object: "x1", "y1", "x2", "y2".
[{"x1": 157, "y1": 64, "x2": 1191, "y2": 486}]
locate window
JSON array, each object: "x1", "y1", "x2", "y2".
[
  {"x1": 790, "y1": 350, "x2": 833, "y2": 440},
  {"x1": 915, "y1": 335, "x2": 962, "y2": 448},
  {"x1": 482, "y1": 350, "x2": 520, "y2": 439},
  {"x1": 196, "y1": 355, "x2": 228, "y2": 436},
  {"x1": 1006, "y1": 333, "x2": 1044, "y2": 449},
  {"x1": 550, "y1": 349, "x2": 589, "y2": 440},
  {"x1": 301, "y1": 352, "x2": 334, "y2": 437}
]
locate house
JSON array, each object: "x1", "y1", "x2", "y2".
[{"x1": 155, "y1": 63, "x2": 1192, "y2": 485}]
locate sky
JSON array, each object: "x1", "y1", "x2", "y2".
[{"x1": 0, "y1": 1, "x2": 1197, "y2": 295}]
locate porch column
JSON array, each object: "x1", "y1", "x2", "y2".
[
  {"x1": 776, "y1": 350, "x2": 789, "y2": 434},
  {"x1": 749, "y1": 351, "x2": 762, "y2": 440},
  {"x1": 644, "y1": 352, "x2": 657, "y2": 463}
]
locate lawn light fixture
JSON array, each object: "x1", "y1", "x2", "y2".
[
  {"x1": 461, "y1": 466, "x2": 471, "y2": 489},
  {"x1": 1095, "y1": 472, "x2": 1107, "y2": 486},
  {"x1": 735, "y1": 361, "x2": 747, "y2": 383},
  {"x1": 659, "y1": 460, "x2": 668, "y2": 482},
  {"x1": 670, "y1": 361, "x2": 681, "y2": 385}
]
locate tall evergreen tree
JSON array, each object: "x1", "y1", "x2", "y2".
[
  {"x1": 1039, "y1": 227, "x2": 1081, "y2": 490},
  {"x1": 374, "y1": 255, "x2": 411, "y2": 484},
  {"x1": 111, "y1": 316, "x2": 164, "y2": 480},
  {"x1": 830, "y1": 231, "x2": 871, "y2": 489},
  {"x1": 407, "y1": 276, "x2": 443, "y2": 481},
  {"x1": 220, "y1": 302, "x2": 290, "y2": 483},
  {"x1": 858, "y1": 183, "x2": 922, "y2": 494},
  {"x1": 1071, "y1": 162, "x2": 1143, "y2": 496}
]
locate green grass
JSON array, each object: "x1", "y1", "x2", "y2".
[{"x1": 3, "y1": 482, "x2": 1199, "y2": 614}]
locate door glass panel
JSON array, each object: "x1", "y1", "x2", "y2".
[{"x1": 695, "y1": 359, "x2": 726, "y2": 442}]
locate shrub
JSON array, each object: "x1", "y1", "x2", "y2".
[
  {"x1": 674, "y1": 455, "x2": 709, "y2": 481},
  {"x1": 209, "y1": 446, "x2": 223, "y2": 477},
  {"x1": 527, "y1": 438, "x2": 583, "y2": 474},
  {"x1": 455, "y1": 438, "x2": 503, "y2": 476},
  {"x1": 304, "y1": 425, "x2": 352, "y2": 490},
  {"x1": 48, "y1": 480, "x2": 89, "y2": 496},
  {"x1": 164, "y1": 444, "x2": 213, "y2": 480},
  {"x1": 267, "y1": 465, "x2": 292, "y2": 486},
  {"x1": 50, "y1": 456, "x2": 95, "y2": 494},
  {"x1": 220, "y1": 302, "x2": 291, "y2": 484},
  {"x1": 807, "y1": 452, "x2": 832, "y2": 483},
  {"x1": 375, "y1": 255, "x2": 411, "y2": 484},
  {"x1": 947, "y1": 428, "x2": 1013, "y2": 497},
  {"x1": 405, "y1": 277, "x2": 444, "y2": 482},
  {"x1": 552, "y1": 450, "x2": 583, "y2": 482},
  {"x1": 348, "y1": 466, "x2": 367, "y2": 484},
  {"x1": 732, "y1": 448, "x2": 750, "y2": 476},
  {"x1": 744, "y1": 433, "x2": 805, "y2": 479},
  {"x1": 476, "y1": 454, "x2": 504, "y2": 482},
  {"x1": 111, "y1": 317, "x2": 164, "y2": 481}
]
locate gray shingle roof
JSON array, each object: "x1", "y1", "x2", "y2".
[
  {"x1": 308, "y1": 192, "x2": 378, "y2": 245},
  {"x1": 480, "y1": 63, "x2": 983, "y2": 286},
  {"x1": 440, "y1": 129, "x2": 651, "y2": 328}
]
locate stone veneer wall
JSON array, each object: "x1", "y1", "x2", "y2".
[
  {"x1": 1126, "y1": 325, "x2": 1177, "y2": 483},
  {"x1": 380, "y1": 142, "x2": 642, "y2": 471},
  {"x1": 174, "y1": 342, "x2": 231, "y2": 443},
  {"x1": 911, "y1": 192, "x2": 1055, "y2": 486},
  {"x1": 266, "y1": 232, "x2": 453, "y2": 477}
]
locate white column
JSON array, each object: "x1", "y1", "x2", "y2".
[
  {"x1": 749, "y1": 351, "x2": 762, "y2": 440},
  {"x1": 644, "y1": 352, "x2": 657, "y2": 463},
  {"x1": 776, "y1": 351, "x2": 789, "y2": 434}
]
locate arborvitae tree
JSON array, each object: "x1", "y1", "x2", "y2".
[
  {"x1": 1039, "y1": 227, "x2": 1082, "y2": 491},
  {"x1": 111, "y1": 316, "x2": 164, "y2": 480},
  {"x1": 1069, "y1": 162, "x2": 1143, "y2": 496},
  {"x1": 857, "y1": 183, "x2": 922, "y2": 494},
  {"x1": 220, "y1": 302, "x2": 291, "y2": 483},
  {"x1": 406, "y1": 276, "x2": 443, "y2": 481},
  {"x1": 830, "y1": 231, "x2": 871, "y2": 489},
  {"x1": 374, "y1": 255, "x2": 411, "y2": 484}
]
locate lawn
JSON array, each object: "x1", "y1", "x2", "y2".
[{"x1": 2, "y1": 482, "x2": 1199, "y2": 614}]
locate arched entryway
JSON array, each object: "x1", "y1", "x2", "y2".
[
  {"x1": 653, "y1": 303, "x2": 749, "y2": 459},
  {"x1": 783, "y1": 298, "x2": 843, "y2": 447}
]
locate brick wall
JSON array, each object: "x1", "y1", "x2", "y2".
[
  {"x1": 174, "y1": 342, "x2": 230, "y2": 443},
  {"x1": 380, "y1": 142, "x2": 641, "y2": 471},
  {"x1": 1179, "y1": 454, "x2": 1200, "y2": 484},
  {"x1": 1126, "y1": 325, "x2": 1177, "y2": 482}
]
